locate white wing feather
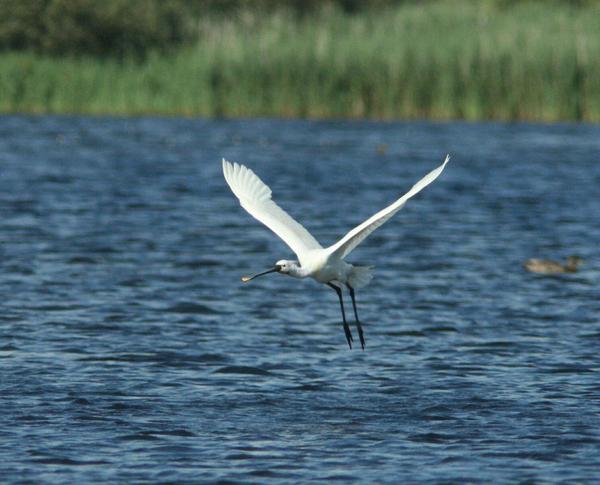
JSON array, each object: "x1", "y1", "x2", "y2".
[
  {"x1": 222, "y1": 159, "x2": 322, "y2": 263},
  {"x1": 327, "y1": 155, "x2": 450, "y2": 260}
]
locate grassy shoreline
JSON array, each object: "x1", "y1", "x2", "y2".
[{"x1": 1, "y1": 1, "x2": 600, "y2": 122}]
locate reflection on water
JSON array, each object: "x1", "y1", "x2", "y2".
[{"x1": 1, "y1": 116, "x2": 600, "y2": 482}]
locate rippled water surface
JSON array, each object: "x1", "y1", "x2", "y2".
[{"x1": 1, "y1": 116, "x2": 600, "y2": 483}]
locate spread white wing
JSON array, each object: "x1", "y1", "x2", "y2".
[
  {"x1": 222, "y1": 159, "x2": 323, "y2": 264},
  {"x1": 327, "y1": 155, "x2": 450, "y2": 260}
]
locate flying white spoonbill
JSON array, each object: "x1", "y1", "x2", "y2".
[{"x1": 223, "y1": 155, "x2": 450, "y2": 349}]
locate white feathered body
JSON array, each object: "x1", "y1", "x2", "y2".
[
  {"x1": 222, "y1": 155, "x2": 449, "y2": 289},
  {"x1": 295, "y1": 250, "x2": 372, "y2": 288}
]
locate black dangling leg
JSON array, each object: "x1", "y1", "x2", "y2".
[
  {"x1": 328, "y1": 282, "x2": 353, "y2": 349},
  {"x1": 347, "y1": 285, "x2": 365, "y2": 350}
]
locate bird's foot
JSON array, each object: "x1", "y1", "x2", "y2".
[
  {"x1": 343, "y1": 323, "x2": 354, "y2": 349},
  {"x1": 356, "y1": 323, "x2": 365, "y2": 350}
]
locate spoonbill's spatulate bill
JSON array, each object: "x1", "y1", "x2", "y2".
[{"x1": 223, "y1": 155, "x2": 450, "y2": 349}]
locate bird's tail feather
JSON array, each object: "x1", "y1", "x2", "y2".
[{"x1": 349, "y1": 265, "x2": 374, "y2": 289}]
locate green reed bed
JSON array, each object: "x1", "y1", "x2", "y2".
[{"x1": 1, "y1": 1, "x2": 600, "y2": 121}]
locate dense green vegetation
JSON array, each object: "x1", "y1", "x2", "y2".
[{"x1": 1, "y1": 0, "x2": 600, "y2": 121}]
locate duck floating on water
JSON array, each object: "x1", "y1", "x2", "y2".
[{"x1": 524, "y1": 256, "x2": 583, "y2": 274}]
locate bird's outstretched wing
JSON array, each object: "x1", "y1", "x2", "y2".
[
  {"x1": 222, "y1": 159, "x2": 323, "y2": 263},
  {"x1": 326, "y1": 155, "x2": 450, "y2": 260}
]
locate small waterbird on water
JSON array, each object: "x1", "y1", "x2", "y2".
[
  {"x1": 223, "y1": 155, "x2": 450, "y2": 349},
  {"x1": 524, "y1": 256, "x2": 583, "y2": 274}
]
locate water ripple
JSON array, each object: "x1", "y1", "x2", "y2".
[{"x1": 1, "y1": 116, "x2": 599, "y2": 483}]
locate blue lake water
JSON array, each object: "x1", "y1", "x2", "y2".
[{"x1": 1, "y1": 115, "x2": 600, "y2": 483}]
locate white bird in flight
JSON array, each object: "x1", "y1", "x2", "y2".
[{"x1": 223, "y1": 155, "x2": 450, "y2": 349}]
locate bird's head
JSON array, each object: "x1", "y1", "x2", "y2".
[
  {"x1": 275, "y1": 259, "x2": 299, "y2": 274},
  {"x1": 241, "y1": 260, "x2": 299, "y2": 282},
  {"x1": 566, "y1": 255, "x2": 584, "y2": 270}
]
